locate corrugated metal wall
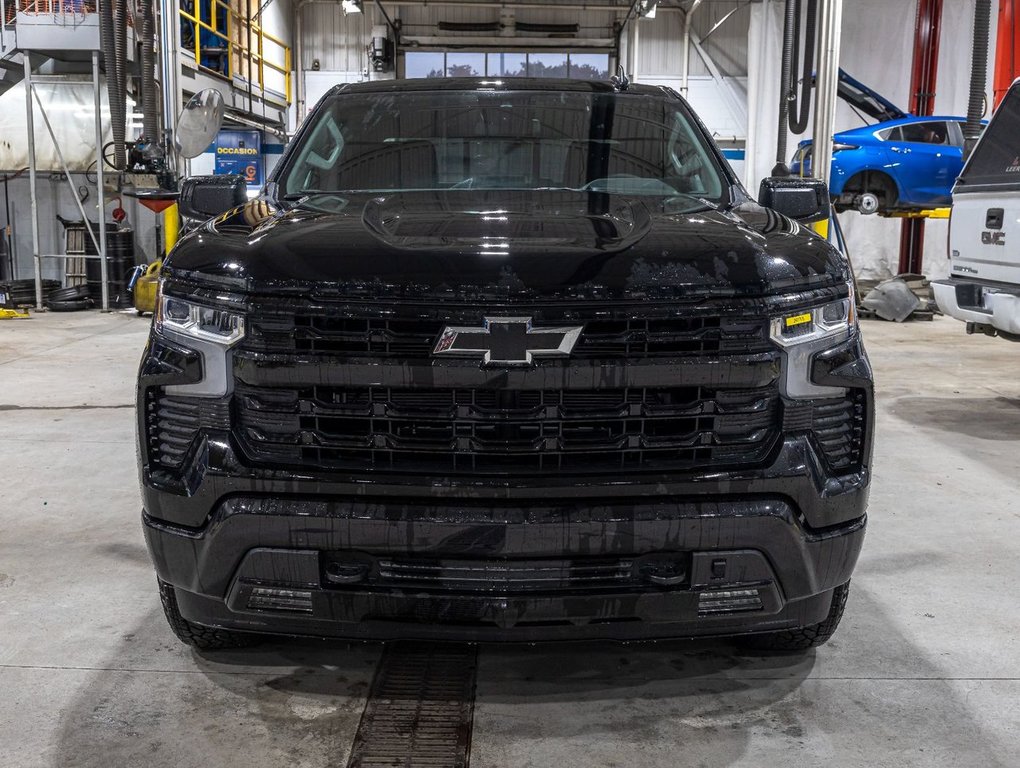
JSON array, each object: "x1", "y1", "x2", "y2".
[
  {"x1": 398, "y1": 4, "x2": 620, "y2": 40},
  {"x1": 302, "y1": 4, "x2": 376, "y2": 72},
  {"x1": 640, "y1": 2, "x2": 751, "y2": 78}
]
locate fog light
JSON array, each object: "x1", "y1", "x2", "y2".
[
  {"x1": 698, "y1": 588, "x2": 763, "y2": 615},
  {"x1": 639, "y1": 557, "x2": 687, "y2": 587},
  {"x1": 247, "y1": 586, "x2": 314, "y2": 613},
  {"x1": 324, "y1": 558, "x2": 371, "y2": 585}
]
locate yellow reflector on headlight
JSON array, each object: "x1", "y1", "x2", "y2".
[{"x1": 784, "y1": 312, "x2": 813, "y2": 328}]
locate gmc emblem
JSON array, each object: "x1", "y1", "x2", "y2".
[{"x1": 981, "y1": 231, "x2": 1006, "y2": 246}]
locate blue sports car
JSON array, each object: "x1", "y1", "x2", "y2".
[{"x1": 790, "y1": 70, "x2": 976, "y2": 214}]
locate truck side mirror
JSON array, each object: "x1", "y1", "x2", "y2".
[
  {"x1": 758, "y1": 177, "x2": 831, "y2": 223},
  {"x1": 179, "y1": 175, "x2": 247, "y2": 222}
]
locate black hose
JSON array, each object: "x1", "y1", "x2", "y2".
[
  {"x1": 2, "y1": 168, "x2": 11, "y2": 280},
  {"x1": 113, "y1": 0, "x2": 129, "y2": 169},
  {"x1": 774, "y1": 0, "x2": 798, "y2": 174},
  {"x1": 789, "y1": 0, "x2": 817, "y2": 135},
  {"x1": 100, "y1": 0, "x2": 123, "y2": 168},
  {"x1": 964, "y1": 0, "x2": 991, "y2": 153},
  {"x1": 140, "y1": 0, "x2": 159, "y2": 145}
]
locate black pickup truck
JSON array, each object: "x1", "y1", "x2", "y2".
[{"x1": 139, "y1": 78, "x2": 873, "y2": 651}]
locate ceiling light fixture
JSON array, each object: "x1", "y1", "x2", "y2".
[{"x1": 341, "y1": 0, "x2": 363, "y2": 15}]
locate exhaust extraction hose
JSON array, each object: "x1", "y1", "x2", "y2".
[
  {"x1": 112, "y1": 0, "x2": 128, "y2": 164},
  {"x1": 100, "y1": 0, "x2": 125, "y2": 169},
  {"x1": 774, "y1": 0, "x2": 798, "y2": 174},
  {"x1": 788, "y1": 0, "x2": 817, "y2": 136},
  {"x1": 964, "y1": 0, "x2": 991, "y2": 154},
  {"x1": 140, "y1": 0, "x2": 159, "y2": 145}
]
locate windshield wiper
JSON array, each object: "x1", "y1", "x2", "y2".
[
  {"x1": 281, "y1": 190, "x2": 327, "y2": 200},
  {"x1": 664, "y1": 193, "x2": 718, "y2": 209}
]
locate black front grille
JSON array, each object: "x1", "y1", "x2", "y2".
[
  {"x1": 241, "y1": 306, "x2": 773, "y2": 360},
  {"x1": 811, "y1": 390, "x2": 868, "y2": 471},
  {"x1": 375, "y1": 557, "x2": 637, "y2": 593},
  {"x1": 144, "y1": 392, "x2": 230, "y2": 470},
  {"x1": 783, "y1": 390, "x2": 868, "y2": 472},
  {"x1": 234, "y1": 383, "x2": 780, "y2": 475},
  {"x1": 231, "y1": 299, "x2": 782, "y2": 477}
]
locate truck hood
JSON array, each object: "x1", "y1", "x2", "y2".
[{"x1": 165, "y1": 191, "x2": 848, "y2": 301}]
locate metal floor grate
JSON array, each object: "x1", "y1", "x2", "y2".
[{"x1": 347, "y1": 642, "x2": 478, "y2": 768}]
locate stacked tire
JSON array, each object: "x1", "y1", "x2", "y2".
[
  {"x1": 0, "y1": 279, "x2": 61, "y2": 308},
  {"x1": 44, "y1": 285, "x2": 94, "y2": 312}
]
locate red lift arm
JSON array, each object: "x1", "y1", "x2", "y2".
[
  {"x1": 996, "y1": 0, "x2": 1020, "y2": 107},
  {"x1": 899, "y1": 0, "x2": 944, "y2": 275}
]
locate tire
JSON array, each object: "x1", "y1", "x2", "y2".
[
  {"x1": 157, "y1": 578, "x2": 259, "y2": 650},
  {"x1": 855, "y1": 192, "x2": 880, "y2": 215},
  {"x1": 45, "y1": 298, "x2": 94, "y2": 312},
  {"x1": 737, "y1": 581, "x2": 850, "y2": 652},
  {"x1": 839, "y1": 171, "x2": 899, "y2": 215}
]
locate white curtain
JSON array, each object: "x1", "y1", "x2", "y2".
[
  {"x1": 745, "y1": 0, "x2": 785, "y2": 194},
  {"x1": 0, "y1": 81, "x2": 114, "y2": 172}
]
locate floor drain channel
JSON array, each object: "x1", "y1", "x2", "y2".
[{"x1": 346, "y1": 642, "x2": 478, "y2": 768}]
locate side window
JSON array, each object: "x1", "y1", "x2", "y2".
[
  {"x1": 899, "y1": 121, "x2": 950, "y2": 145},
  {"x1": 878, "y1": 126, "x2": 900, "y2": 141},
  {"x1": 667, "y1": 113, "x2": 721, "y2": 198},
  {"x1": 960, "y1": 84, "x2": 1020, "y2": 186},
  {"x1": 286, "y1": 111, "x2": 345, "y2": 194}
]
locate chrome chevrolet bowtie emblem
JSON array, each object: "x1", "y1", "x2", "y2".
[{"x1": 433, "y1": 317, "x2": 583, "y2": 366}]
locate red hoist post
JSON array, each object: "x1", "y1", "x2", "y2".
[
  {"x1": 899, "y1": 0, "x2": 944, "y2": 275},
  {"x1": 995, "y1": 0, "x2": 1020, "y2": 107}
]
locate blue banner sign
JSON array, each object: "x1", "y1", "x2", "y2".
[{"x1": 214, "y1": 130, "x2": 263, "y2": 188}]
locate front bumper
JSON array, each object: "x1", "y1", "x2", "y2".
[
  {"x1": 139, "y1": 327, "x2": 873, "y2": 641},
  {"x1": 145, "y1": 495, "x2": 865, "y2": 642},
  {"x1": 933, "y1": 278, "x2": 1020, "y2": 337}
]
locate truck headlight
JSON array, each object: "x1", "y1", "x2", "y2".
[
  {"x1": 770, "y1": 291, "x2": 856, "y2": 398},
  {"x1": 155, "y1": 286, "x2": 245, "y2": 346},
  {"x1": 770, "y1": 295, "x2": 854, "y2": 348},
  {"x1": 154, "y1": 283, "x2": 245, "y2": 397}
]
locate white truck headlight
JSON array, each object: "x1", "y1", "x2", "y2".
[
  {"x1": 770, "y1": 295, "x2": 855, "y2": 348},
  {"x1": 770, "y1": 289, "x2": 856, "y2": 399},
  {"x1": 154, "y1": 283, "x2": 245, "y2": 397},
  {"x1": 155, "y1": 286, "x2": 245, "y2": 346}
]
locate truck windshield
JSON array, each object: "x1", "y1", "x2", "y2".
[
  {"x1": 958, "y1": 84, "x2": 1020, "y2": 187},
  {"x1": 278, "y1": 89, "x2": 728, "y2": 202}
]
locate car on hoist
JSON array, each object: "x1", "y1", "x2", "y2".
[{"x1": 790, "y1": 69, "x2": 975, "y2": 214}]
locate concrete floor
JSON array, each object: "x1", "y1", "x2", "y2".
[{"x1": 0, "y1": 311, "x2": 1018, "y2": 768}]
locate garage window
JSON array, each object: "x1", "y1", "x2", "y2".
[{"x1": 406, "y1": 52, "x2": 610, "y2": 80}]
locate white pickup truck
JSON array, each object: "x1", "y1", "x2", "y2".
[{"x1": 933, "y1": 78, "x2": 1020, "y2": 341}]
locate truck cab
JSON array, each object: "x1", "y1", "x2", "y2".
[{"x1": 934, "y1": 78, "x2": 1020, "y2": 340}]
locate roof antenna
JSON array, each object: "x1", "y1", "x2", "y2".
[{"x1": 611, "y1": 65, "x2": 630, "y2": 91}]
